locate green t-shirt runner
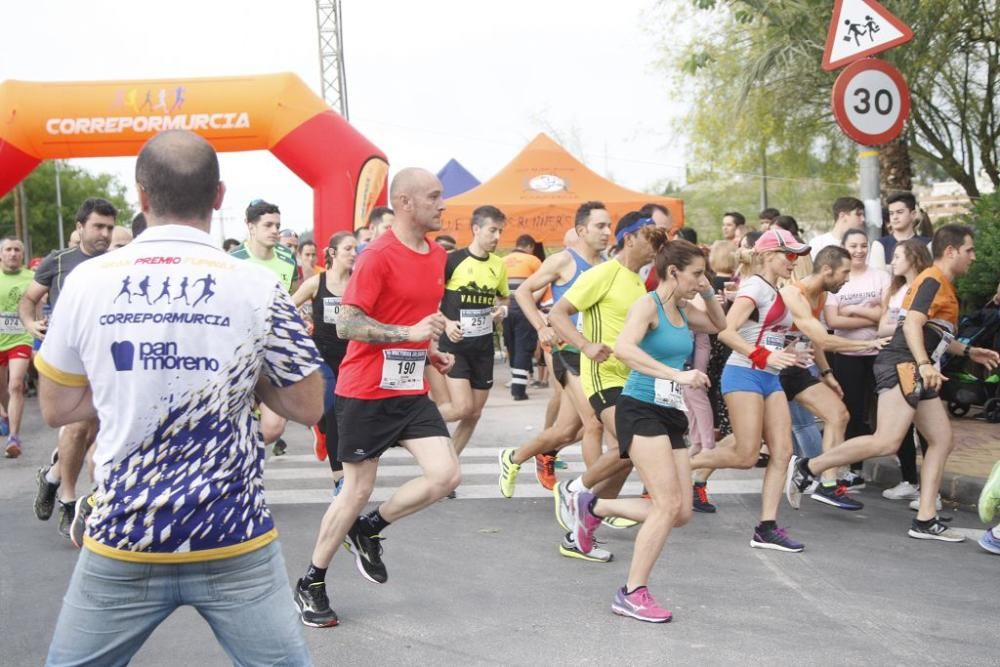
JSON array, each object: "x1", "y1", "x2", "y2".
[
  {"x1": 0, "y1": 268, "x2": 35, "y2": 351},
  {"x1": 229, "y1": 242, "x2": 297, "y2": 292}
]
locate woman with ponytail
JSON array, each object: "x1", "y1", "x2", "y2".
[
  {"x1": 292, "y1": 231, "x2": 357, "y2": 486},
  {"x1": 589, "y1": 238, "x2": 727, "y2": 622}
]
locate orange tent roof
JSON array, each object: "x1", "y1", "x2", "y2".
[{"x1": 439, "y1": 133, "x2": 683, "y2": 247}]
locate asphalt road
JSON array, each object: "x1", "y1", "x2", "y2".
[{"x1": 2, "y1": 382, "x2": 997, "y2": 666}]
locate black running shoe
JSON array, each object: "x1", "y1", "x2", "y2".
[
  {"x1": 810, "y1": 483, "x2": 863, "y2": 511},
  {"x1": 34, "y1": 466, "x2": 60, "y2": 521},
  {"x1": 907, "y1": 518, "x2": 965, "y2": 542},
  {"x1": 344, "y1": 525, "x2": 387, "y2": 584},
  {"x1": 294, "y1": 579, "x2": 339, "y2": 628},
  {"x1": 692, "y1": 483, "x2": 717, "y2": 513},
  {"x1": 70, "y1": 494, "x2": 95, "y2": 548},
  {"x1": 56, "y1": 500, "x2": 74, "y2": 538},
  {"x1": 272, "y1": 438, "x2": 288, "y2": 457}
]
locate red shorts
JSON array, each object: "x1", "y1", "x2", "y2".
[{"x1": 0, "y1": 345, "x2": 32, "y2": 365}]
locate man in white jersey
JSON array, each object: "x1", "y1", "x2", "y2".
[{"x1": 40, "y1": 130, "x2": 322, "y2": 665}]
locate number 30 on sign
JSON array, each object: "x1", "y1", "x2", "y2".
[{"x1": 831, "y1": 58, "x2": 910, "y2": 146}]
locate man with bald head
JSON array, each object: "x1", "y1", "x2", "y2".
[
  {"x1": 41, "y1": 130, "x2": 322, "y2": 665},
  {"x1": 110, "y1": 226, "x2": 133, "y2": 249},
  {"x1": 296, "y1": 167, "x2": 461, "y2": 628}
]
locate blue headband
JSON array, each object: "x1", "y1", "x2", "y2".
[{"x1": 615, "y1": 217, "x2": 654, "y2": 245}]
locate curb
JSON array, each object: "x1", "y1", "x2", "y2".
[{"x1": 863, "y1": 456, "x2": 986, "y2": 509}]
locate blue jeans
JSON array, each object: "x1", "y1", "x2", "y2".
[
  {"x1": 46, "y1": 540, "x2": 311, "y2": 666},
  {"x1": 319, "y1": 362, "x2": 337, "y2": 415},
  {"x1": 790, "y1": 399, "x2": 823, "y2": 459}
]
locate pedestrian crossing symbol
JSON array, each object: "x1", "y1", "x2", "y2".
[{"x1": 821, "y1": 0, "x2": 913, "y2": 71}]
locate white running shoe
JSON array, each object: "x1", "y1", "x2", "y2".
[
  {"x1": 909, "y1": 495, "x2": 942, "y2": 511},
  {"x1": 882, "y1": 481, "x2": 920, "y2": 501}
]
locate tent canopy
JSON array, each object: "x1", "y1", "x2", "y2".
[
  {"x1": 436, "y1": 158, "x2": 480, "y2": 198},
  {"x1": 440, "y1": 133, "x2": 683, "y2": 247}
]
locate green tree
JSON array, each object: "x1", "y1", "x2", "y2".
[
  {"x1": 956, "y1": 190, "x2": 1000, "y2": 307},
  {"x1": 665, "y1": 0, "x2": 1000, "y2": 199},
  {"x1": 0, "y1": 161, "x2": 134, "y2": 258}
]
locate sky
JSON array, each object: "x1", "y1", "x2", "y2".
[{"x1": 0, "y1": 0, "x2": 690, "y2": 241}]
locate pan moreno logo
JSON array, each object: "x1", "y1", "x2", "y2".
[
  {"x1": 45, "y1": 85, "x2": 251, "y2": 136},
  {"x1": 110, "y1": 340, "x2": 219, "y2": 372},
  {"x1": 527, "y1": 174, "x2": 567, "y2": 193}
]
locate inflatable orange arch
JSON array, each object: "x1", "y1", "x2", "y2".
[{"x1": 0, "y1": 73, "x2": 387, "y2": 244}]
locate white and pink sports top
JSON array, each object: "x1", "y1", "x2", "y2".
[{"x1": 725, "y1": 274, "x2": 794, "y2": 375}]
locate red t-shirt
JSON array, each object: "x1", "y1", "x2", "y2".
[
  {"x1": 335, "y1": 230, "x2": 446, "y2": 400},
  {"x1": 644, "y1": 264, "x2": 658, "y2": 291}
]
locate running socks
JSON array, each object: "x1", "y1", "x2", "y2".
[
  {"x1": 567, "y1": 477, "x2": 590, "y2": 493},
  {"x1": 758, "y1": 520, "x2": 778, "y2": 531},
  {"x1": 303, "y1": 563, "x2": 327, "y2": 586},
  {"x1": 358, "y1": 508, "x2": 390, "y2": 535}
]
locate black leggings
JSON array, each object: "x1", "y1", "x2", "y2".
[{"x1": 832, "y1": 353, "x2": 877, "y2": 472}]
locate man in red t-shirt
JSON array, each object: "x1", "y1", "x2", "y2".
[{"x1": 294, "y1": 168, "x2": 460, "y2": 628}]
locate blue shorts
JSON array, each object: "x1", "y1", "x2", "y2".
[{"x1": 721, "y1": 365, "x2": 784, "y2": 397}]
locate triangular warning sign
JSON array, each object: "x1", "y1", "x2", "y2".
[{"x1": 822, "y1": 0, "x2": 914, "y2": 71}]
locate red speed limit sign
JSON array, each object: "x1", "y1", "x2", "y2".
[{"x1": 831, "y1": 58, "x2": 910, "y2": 145}]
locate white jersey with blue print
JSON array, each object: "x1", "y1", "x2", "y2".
[{"x1": 36, "y1": 224, "x2": 322, "y2": 563}]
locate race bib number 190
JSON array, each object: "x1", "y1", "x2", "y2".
[
  {"x1": 653, "y1": 378, "x2": 688, "y2": 411},
  {"x1": 380, "y1": 349, "x2": 426, "y2": 391}
]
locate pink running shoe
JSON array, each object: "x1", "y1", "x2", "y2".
[
  {"x1": 571, "y1": 490, "x2": 602, "y2": 554},
  {"x1": 612, "y1": 586, "x2": 673, "y2": 623}
]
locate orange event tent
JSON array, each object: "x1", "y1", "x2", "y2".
[{"x1": 439, "y1": 133, "x2": 683, "y2": 246}]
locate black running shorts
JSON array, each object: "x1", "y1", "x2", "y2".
[
  {"x1": 779, "y1": 365, "x2": 820, "y2": 401},
  {"x1": 615, "y1": 394, "x2": 689, "y2": 458},
  {"x1": 874, "y1": 360, "x2": 938, "y2": 407},
  {"x1": 447, "y1": 350, "x2": 494, "y2": 390},
  {"x1": 335, "y1": 394, "x2": 449, "y2": 462},
  {"x1": 588, "y1": 386, "x2": 623, "y2": 417},
  {"x1": 552, "y1": 349, "x2": 581, "y2": 388}
]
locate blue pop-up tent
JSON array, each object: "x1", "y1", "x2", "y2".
[{"x1": 436, "y1": 158, "x2": 480, "y2": 198}]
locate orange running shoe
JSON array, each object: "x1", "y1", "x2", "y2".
[
  {"x1": 312, "y1": 424, "x2": 328, "y2": 461},
  {"x1": 535, "y1": 453, "x2": 557, "y2": 490}
]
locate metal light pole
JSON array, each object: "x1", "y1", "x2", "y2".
[
  {"x1": 859, "y1": 148, "x2": 882, "y2": 243},
  {"x1": 55, "y1": 161, "x2": 65, "y2": 250}
]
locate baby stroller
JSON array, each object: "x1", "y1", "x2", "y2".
[{"x1": 941, "y1": 306, "x2": 1000, "y2": 422}]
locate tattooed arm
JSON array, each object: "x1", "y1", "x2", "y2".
[{"x1": 337, "y1": 305, "x2": 446, "y2": 344}]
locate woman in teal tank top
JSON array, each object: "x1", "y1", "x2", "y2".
[{"x1": 569, "y1": 239, "x2": 727, "y2": 623}]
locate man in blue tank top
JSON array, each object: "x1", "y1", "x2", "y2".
[{"x1": 495, "y1": 204, "x2": 611, "y2": 529}]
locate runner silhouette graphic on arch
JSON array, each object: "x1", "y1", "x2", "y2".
[{"x1": 192, "y1": 274, "x2": 217, "y2": 307}]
